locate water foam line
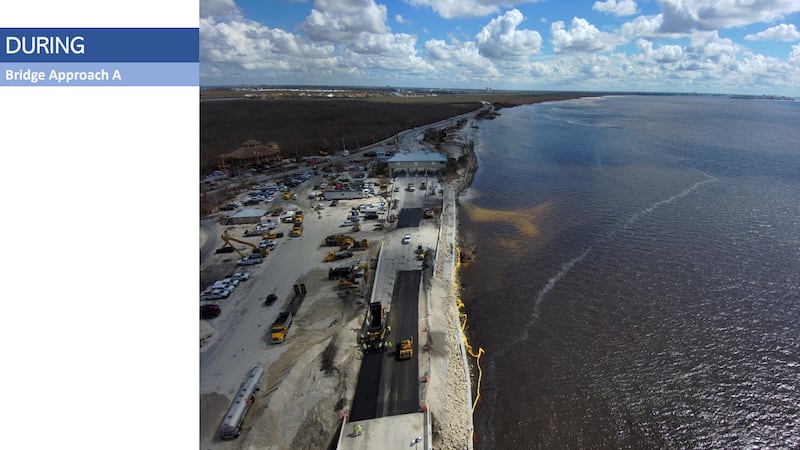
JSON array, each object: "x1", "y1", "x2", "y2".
[{"x1": 511, "y1": 171, "x2": 718, "y2": 349}]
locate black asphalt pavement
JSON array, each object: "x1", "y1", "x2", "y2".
[
  {"x1": 377, "y1": 270, "x2": 421, "y2": 417},
  {"x1": 396, "y1": 207, "x2": 422, "y2": 228},
  {"x1": 349, "y1": 270, "x2": 422, "y2": 421}
]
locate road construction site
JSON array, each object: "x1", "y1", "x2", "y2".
[{"x1": 199, "y1": 114, "x2": 479, "y2": 450}]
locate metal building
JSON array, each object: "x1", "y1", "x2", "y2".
[{"x1": 386, "y1": 151, "x2": 447, "y2": 176}]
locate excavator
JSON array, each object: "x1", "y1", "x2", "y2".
[{"x1": 221, "y1": 231, "x2": 269, "y2": 257}]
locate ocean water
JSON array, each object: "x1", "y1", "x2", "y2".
[{"x1": 459, "y1": 95, "x2": 800, "y2": 449}]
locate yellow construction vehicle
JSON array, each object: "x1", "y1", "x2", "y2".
[
  {"x1": 221, "y1": 231, "x2": 268, "y2": 257},
  {"x1": 337, "y1": 278, "x2": 359, "y2": 289},
  {"x1": 398, "y1": 337, "x2": 413, "y2": 360},
  {"x1": 324, "y1": 249, "x2": 353, "y2": 262},
  {"x1": 360, "y1": 302, "x2": 390, "y2": 353},
  {"x1": 263, "y1": 230, "x2": 284, "y2": 239}
]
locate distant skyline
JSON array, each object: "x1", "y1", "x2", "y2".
[{"x1": 200, "y1": 0, "x2": 800, "y2": 96}]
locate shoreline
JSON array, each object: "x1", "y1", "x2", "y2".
[{"x1": 433, "y1": 95, "x2": 584, "y2": 448}]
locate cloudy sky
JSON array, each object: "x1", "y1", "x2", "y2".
[{"x1": 200, "y1": 0, "x2": 800, "y2": 96}]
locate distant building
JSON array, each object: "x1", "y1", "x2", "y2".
[
  {"x1": 219, "y1": 140, "x2": 282, "y2": 173},
  {"x1": 386, "y1": 151, "x2": 447, "y2": 176},
  {"x1": 228, "y1": 208, "x2": 268, "y2": 225}
]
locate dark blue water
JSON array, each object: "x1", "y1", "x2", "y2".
[{"x1": 459, "y1": 96, "x2": 800, "y2": 449}]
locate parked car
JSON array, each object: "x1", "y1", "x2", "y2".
[
  {"x1": 330, "y1": 200, "x2": 339, "y2": 206},
  {"x1": 201, "y1": 304, "x2": 221, "y2": 319},
  {"x1": 238, "y1": 254, "x2": 263, "y2": 265},
  {"x1": 231, "y1": 272, "x2": 250, "y2": 282},
  {"x1": 219, "y1": 277, "x2": 240, "y2": 287},
  {"x1": 402, "y1": 234, "x2": 411, "y2": 244},
  {"x1": 259, "y1": 239, "x2": 277, "y2": 250},
  {"x1": 201, "y1": 288, "x2": 232, "y2": 301},
  {"x1": 212, "y1": 280, "x2": 236, "y2": 291},
  {"x1": 340, "y1": 219, "x2": 355, "y2": 227}
]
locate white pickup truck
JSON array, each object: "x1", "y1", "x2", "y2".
[{"x1": 237, "y1": 254, "x2": 263, "y2": 265}]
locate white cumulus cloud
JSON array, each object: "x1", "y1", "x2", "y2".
[
  {"x1": 745, "y1": 24, "x2": 800, "y2": 42},
  {"x1": 475, "y1": 9, "x2": 542, "y2": 60},
  {"x1": 592, "y1": 0, "x2": 638, "y2": 17},
  {"x1": 201, "y1": 17, "x2": 335, "y2": 69},
  {"x1": 301, "y1": 0, "x2": 389, "y2": 42},
  {"x1": 791, "y1": 44, "x2": 800, "y2": 63},
  {"x1": 424, "y1": 39, "x2": 501, "y2": 80},
  {"x1": 621, "y1": 14, "x2": 664, "y2": 38},
  {"x1": 637, "y1": 39, "x2": 683, "y2": 63},
  {"x1": 551, "y1": 17, "x2": 627, "y2": 53},
  {"x1": 200, "y1": 0, "x2": 241, "y2": 18},
  {"x1": 658, "y1": 0, "x2": 800, "y2": 34},
  {"x1": 407, "y1": 0, "x2": 542, "y2": 19}
]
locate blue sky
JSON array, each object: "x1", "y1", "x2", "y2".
[{"x1": 200, "y1": 0, "x2": 800, "y2": 96}]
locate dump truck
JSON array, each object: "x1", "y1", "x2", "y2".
[
  {"x1": 360, "y1": 302, "x2": 390, "y2": 353},
  {"x1": 270, "y1": 312, "x2": 293, "y2": 344},
  {"x1": 398, "y1": 337, "x2": 413, "y2": 360},
  {"x1": 291, "y1": 223, "x2": 303, "y2": 237}
]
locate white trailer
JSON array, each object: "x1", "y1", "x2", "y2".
[
  {"x1": 323, "y1": 190, "x2": 368, "y2": 200},
  {"x1": 219, "y1": 366, "x2": 264, "y2": 440}
]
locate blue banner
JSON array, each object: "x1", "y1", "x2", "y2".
[
  {"x1": 0, "y1": 28, "x2": 198, "y2": 86},
  {"x1": 3, "y1": 63, "x2": 198, "y2": 86},
  {"x1": 0, "y1": 28, "x2": 198, "y2": 62}
]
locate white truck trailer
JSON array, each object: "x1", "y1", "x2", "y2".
[{"x1": 219, "y1": 366, "x2": 265, "y2": 440}]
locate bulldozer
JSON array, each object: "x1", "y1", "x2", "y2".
[
  {"x1": 325, "y1": 234, "x2": 369, "y2": 251},
  {"x1": 337, "y1": 278, "x2": 359, "y2": 289},
  {"x1": 398, "y1": 337, "x2": 413, "y2": 360},
  {"x1": 324, "y1": 249, "x2": 353, "y2": 262}
]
